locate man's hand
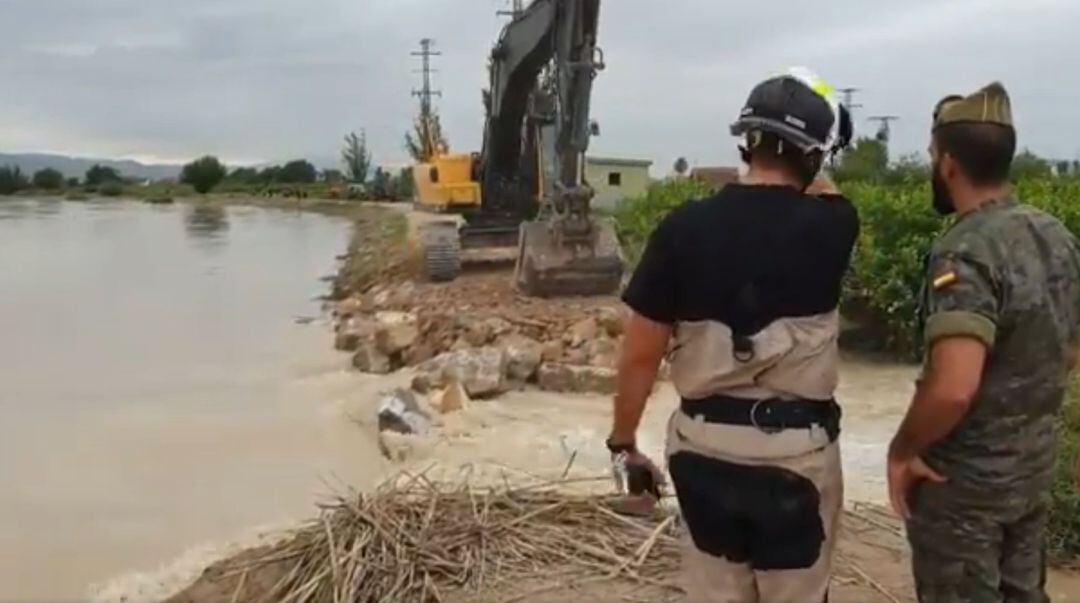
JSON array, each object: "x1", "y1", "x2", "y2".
[
  {"x1": 887, "y1": 450, "x2": 946, "y2": 520},
  {"x1": 611, "y1": 449, "x2": 665, "y2": 499}
]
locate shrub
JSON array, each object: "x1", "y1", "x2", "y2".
[
  {"x1": 181, "y1": 156, "x2": 227, "y2": 194},
  {"x1": 85, "y1": 164, "x2": 121, "y2": 186},
  {"x1": 0, "y1": 164, "x2": 29, "y2": 195},
  {"x1": 1049, "y1": 388, "x2": 1080, "y2": 558},
  {"x1": 32, "y1": 168, "x2": 66, "y2": 190},
  {"x1": 613, "y1": 178, "x2": 714, "y2": 262},
  {"x1": 99, "y1": 181, "x2": 124, "y2": 197}
]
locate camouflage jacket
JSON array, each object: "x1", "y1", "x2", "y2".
[{"x1": 920, "y1": 197, "x2": 1080, "y2": 493}]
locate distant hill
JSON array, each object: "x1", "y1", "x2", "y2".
[{"x1": 0, "y1": 153, "x2": 182, "y2": 181}]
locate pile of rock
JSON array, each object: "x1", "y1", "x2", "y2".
[{"x1": 333, "y1": 280, "x2": 626, "y2": 395}]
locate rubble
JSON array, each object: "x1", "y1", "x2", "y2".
[
  {"x1": 333, "y1": 271, "x2": 646, "y2": 395},
  {"x1": 376, "y1": 389, "x2": 431, "y2": 435},
  {"x1": 499, "y1": 334, "x2": 544, "y2": 382},
  {"x1": 433, "y1": 380, "x2": 470, "y2": 414},
  {"x1": 537, "y1": 363, "x2": 618, "y2": 395},
  {"x1": 353, "y1": 341, "x2": 392, "y2": 374},
  {"x1": 416, "y1": 347, "x2": 506, "y2": 398}
]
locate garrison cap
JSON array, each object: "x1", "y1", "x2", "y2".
[{"x1": 933, "y1": 82, "x2": 1013, "y2": 130}]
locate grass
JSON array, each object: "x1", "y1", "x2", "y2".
[{"x1": 1050, "y1": 382, "x2": 1080, "y2": 559}]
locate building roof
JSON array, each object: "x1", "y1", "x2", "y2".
[
  {"x1": 586, "y1": 156, "x2": 653, "y2": 168},
  {"x1": 690, "y1": 166, "x2": 740, "y2": 186}
]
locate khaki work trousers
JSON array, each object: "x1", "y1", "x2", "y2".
[{"x1": 666, "y1": 409, "x2": 843, "y2": 603}]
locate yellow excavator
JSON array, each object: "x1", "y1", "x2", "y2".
[{"x1": 409, "y1": 0, "x2": 623, "y2": 297}]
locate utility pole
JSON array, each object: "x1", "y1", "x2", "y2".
[
  {"x1": 837, "y1": 87, "x2": 863, "y2": 123},
  {"x1": 411, "y1": 38, "x2": 442, "y2": 120},
  {"x1": 498, "y1": 0, "x2": 526, "y2": 18},
  {"x1": 868, "y1": 115, "x2": 899, "y2": 143}
]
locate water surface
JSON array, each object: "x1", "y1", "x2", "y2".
[{"x1": 0, "y1": 198, "x2": 386, "y2": 601}]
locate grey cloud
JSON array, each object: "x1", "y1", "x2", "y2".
[{"x1": 2, "y1": 0, "x2": 1078, "y2": 172}]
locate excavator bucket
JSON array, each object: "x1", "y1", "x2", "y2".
[{"x1": 515, "y1": 217, "x2": 624, "y2": 297}]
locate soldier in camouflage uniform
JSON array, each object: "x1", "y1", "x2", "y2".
[{"x1": 887, "y1": 82, "x2": 1080, "y2": 603}]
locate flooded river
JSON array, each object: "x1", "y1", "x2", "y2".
[{"x1": 0, "y1": 198, "x2": 391, "y2": 601}]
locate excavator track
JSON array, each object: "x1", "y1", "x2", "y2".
[{"x1": 416, "y1": 220, "x2": 462, "y2": 282}]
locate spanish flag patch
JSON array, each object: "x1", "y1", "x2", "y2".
[{"x1": 933, "y1": 271, "x2": 958, "y2": 290}]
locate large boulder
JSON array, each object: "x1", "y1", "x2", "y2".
[
  {"x1": 334, "y1": 318, "x2": 378, "y2": 352},
  {"x1": 403, "y1": 341, "x2": 436, "y2": 367},
  {"x1": 353, "y1": 341, "x2": 392, "y2": 374},
  {"x1": 375, "y1": 323, "x2": 420, "y2": 356},
  {"x1": 569, "y1": 317, "x2": 599, "y2": 348},
  {"x1": 537, "y1": 363, "x2": 617, "y2": 394},
  {"x1": 499, "y1": 334, "x2": 544, "y2": 382},
  {"x1": 376, "y1": 388, "x2": 431, "y2": 435},
  {"x1": 596, "y1": 307, "x2": 624, "y2": 337},
  {"x1": 335, "y1": 296, "x2": 365, "y2": 319},
  {"x1": 415, "y1": 347, "x2": 507, "y2": 398},
  {"x1": 463, "y1": 318, "x2": 495, "y2": 347},
  {"x1": 584, "y1": 337, "x2": 620, "y2": 368},
  {"x1": 542, "y1": 340, "x2": 565, "y2": 363}
]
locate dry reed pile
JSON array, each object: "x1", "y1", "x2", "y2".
[{"x1": 232, "y1": 474, "x2": 682, "y2": 603}]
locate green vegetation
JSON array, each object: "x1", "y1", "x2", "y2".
[
  {"x1": 85, "y1": 164, "x2": 121, "y2": 186},
  {"x1": 342, "y1": 131, "x2": 372, "y2": 184},
  {"x1": 612, "y1": 178, "x2": 713, "y2": 262},
  {"x1": 181, "y1": 156, "x2": 227, "y2": 194},
  {"x1": 0, "y1": 165, "x2": 29, "y2": 194},
  {"x1": 99, "y1": 181, "x2": 124, "y2": 197},
  {"x1": 32, "y1": 168, "x2": 65, "y2": 190},
  {"x1": 279, "y1": 160, "x2": 317, "y2": 184},
  {"x1": 1050, "y1": 388, "x2": 1080, "y2": 559}
]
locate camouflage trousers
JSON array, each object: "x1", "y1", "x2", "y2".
[{"x1": 906, "y1": 481, "x2": 1050, "y2": 603}]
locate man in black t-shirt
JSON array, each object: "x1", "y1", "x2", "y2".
[{"x1": 606, "y1": 70, "x2": 858, "y2": 602}]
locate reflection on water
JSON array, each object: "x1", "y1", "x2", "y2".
[
  {"x1": 184, "y1": 204, "x2": 230, "y2": 240},
  {"x1": 0, "y1": 198, "x2": 387, "y2": 601}
]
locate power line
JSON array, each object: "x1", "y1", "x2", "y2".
[
  {"x1": 411, "y1": 38, "x2": 442, "y2": 119},
  {"x1": 837, "y1": 87, "x2": 863, "y2": 123}
]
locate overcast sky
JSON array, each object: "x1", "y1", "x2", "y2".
[{"x1": 3, "y1": 0, "x2": 1079, "y2": 172}]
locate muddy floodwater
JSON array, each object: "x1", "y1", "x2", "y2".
[
  {"x1": 0, "y1": 198, "x2": 394, "y2": 601},
  {"x1": 0, "y1": 197, "x2": 929, "y2": 602}
]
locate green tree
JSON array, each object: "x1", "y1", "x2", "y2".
[
  {"x1": 0, "y1": 165, "x2": 29, "y2": 194},
  {"x1": 85, "y1": 164, "x2": 121, "y2": 186},
  {"x1": 32, "y1": 168, "x2": 65, "y2": 190},
  {"x1": 181, "y1": 156, "x2": 228, "y2": 194},
  {"x1": 369, "y1": 167, "x2": 392, "y2": 199},
  {"x1": 1011, "y1": 149, "x2": 1052, "y2": 180},
  {"x1": 342, "y1": 131, "x2": 373, "y2": 184},
  {"x1": 66, "y1": 177, "x2": 80, "y2": 187},
  {"x1": 393, "y1": 167, "x2": 415, "y2": 201},
  {"x1": 832, "y1": 137, "x2": 889, "y2": 183},
  {"x1": 883, "y1": 153, "x2": 930, "y2": 185},
  {"x1": 323, "y1": 169, "x2": 345, "y2": 184},
  {"x1": 278, "y1": 160, "x2": 317, "y2": 184},
  {"x1": 227, "y1": 167, "x2": 259, "y2": 184},
  {"x1": 404, "y1": 114, "x2": 448, "y2": 162},
  {"x1": 674, "y1": 157, "x2": 689, "y2": 177}
]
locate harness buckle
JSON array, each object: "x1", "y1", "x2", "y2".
[{"x1": 749, "y1": 399, "x2": 784, "y2": 435}]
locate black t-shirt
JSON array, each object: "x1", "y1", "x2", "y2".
[{"x1": 623, "y1": 184, "x2": 858, "y2": 334}]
